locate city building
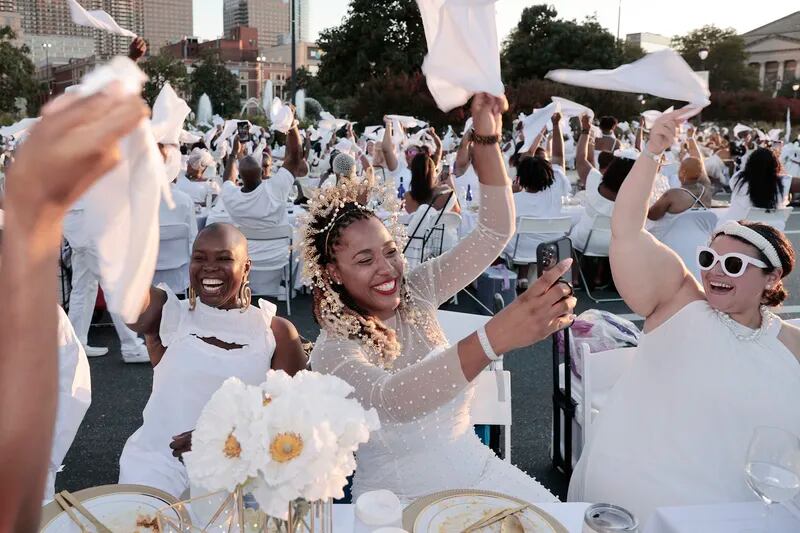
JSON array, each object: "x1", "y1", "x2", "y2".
[
  {"x1": 741, "y1": 10, "x2": 800, "y2": 90},
  {"x1": 0, "y1": 7, "x2": 23, "y2": 46},
  {"x1": 161, "y1": 26, "x2": 291, "y2": 104},
  {"x1": 15, "y1": 0, "x2": 144, "y2": 59},
  {"x1": 25, "y1": 33, "x2": 95, "y2": 66},
  {"x1": 266, "y1": 40, "x2": 320, "y2": 74},
  {"x1": 625, "y1": 32, "x2": 672, "y2": 53},
  {"x1": 46, "y1": 55, "x2": 97, "y2": 95},
  {"x1": 142, "y1": 0, "x2": 192, "y2": 53},
  {"x1": 223, "y1": 0, "x2": 302, "y2": 50}
]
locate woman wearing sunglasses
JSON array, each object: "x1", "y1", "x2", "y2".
[{"x1": 569, "y1": 108, "x2": 800, "y2": 526}]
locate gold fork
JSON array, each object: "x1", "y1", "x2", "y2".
[
  {"x1": 53, "y1": 493, "x2": 89, "y2": 533},
  {"x1": 462, "y1": 504, "x2": 529, "y2": 532},
  {"x1": 60, "y1": 490, "x2": 113, "y2": 533}
]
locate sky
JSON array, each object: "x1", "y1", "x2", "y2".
[{"x1": 193, "y1": 0, "x2": 799, "y2": 44}]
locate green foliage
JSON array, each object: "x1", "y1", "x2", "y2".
[
  {"x1": 0, "y1": 26, "x2": 44, "y2": 116},
  {"x1": 704, "y1": 91, "x2": 800, "y2": 123},
  {"x1": 500, "y1": 4, "x2": 644, "y2": 84},
  {"x1": 189, "y1": 51, "x2": 241, "y2": 118},
  {"x1": 672, "y1": 25, "x2": 758, "y2": 92},
  {"x1": 141, "y1": 53, "x2": 189, "y2": 106},
  {"x1": 315, "y1": 0, "x2": 427, "y2": 100}
]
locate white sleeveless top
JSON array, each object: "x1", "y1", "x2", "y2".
[
  {"x1": 569, "y1": 300, "x2": 800, "y2": 525},
  {"x1": 119, "y1": 285, "x2": 276, "y2": 497}
]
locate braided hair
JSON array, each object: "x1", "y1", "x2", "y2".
[{"x1": 310, "y1": 203, "x2": 402, "y2": 363}]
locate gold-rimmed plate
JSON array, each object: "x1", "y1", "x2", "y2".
[
  {"x1": 403, "y1": 489, "x2": 568, "y2": 532},
  {"x1": 40, "y1": 484, "x2": 186, "y2": 532}
]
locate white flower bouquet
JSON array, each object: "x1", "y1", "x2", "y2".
[{"x1": 182, "y1": 370, "x2": 380, "y2": 521}]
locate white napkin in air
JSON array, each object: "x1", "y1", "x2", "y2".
[
  {"x1": 150, "y1": 82, "x2": 190, "y2": 146},
  {"x1": 546, "y1": 49, "x2": 710, "y2": 107},
  {"x1": 70, "y1": 56, "x2": 163, "y2": 322},
  {"x1": 733, "y1": 123, "x2": 752, "y2": 138},
  {"x1": 385, "y1": 115, "x2": 427, "y2": 129},
  {"x1": 269, "y1": 97, "x2": 294, "y2": 133},
  {"x1": 521, "y1": 102, "x2": 559, "y2": 152},
  {"x1": 66, "y1": 0, "x2": 136, "y2": 37},
  {"x1": 641, "y1": 107, "x2": 674, "y2": 129},
  {"x1": 0, "y1": 117, "x2": 39, "y2": 140},
  {"x1": 551, "y1": 96, "x2": 594, "y2": 119},
  {"x1": 417, "y1": 0, "x2": 504, "y2": 112}
]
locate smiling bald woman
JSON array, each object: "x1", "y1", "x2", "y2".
[{"x1": 119, "y1": 222, "x2": 306, "y2": 498}]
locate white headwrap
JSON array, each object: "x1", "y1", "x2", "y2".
[
  {"x1": 187, "y1": 148, "x2": 214, "y2": 170},
  {"x1": 333, "y1": 152, "x2": 357, "y2": 179},
  {"x1": 713, "y1": 221, "x2": 782, "y2": 269}
]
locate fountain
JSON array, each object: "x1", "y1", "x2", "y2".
[
  {"x1": 197, "y1": 93, "x2": 213, "y2": 125},
  {"x1": 262, "y1": 80, "x2": 274, "y2": 113},
  {"x1": 296, "y1": 89, "x2": 306, "y2": 120}
]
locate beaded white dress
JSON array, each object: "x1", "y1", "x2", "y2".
[
  {"x1": 310, "y1": 184, "x2": 558, "y2": 503},
  {"x1": 569, "y1": 300, "x2": 800, "y2": 525}
]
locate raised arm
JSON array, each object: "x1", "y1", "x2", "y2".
[
  {"x1": 222, "y1": 137, "x2": 244, "y2": 183},
  {"x1": 576, "y1": 114, "x2": 595, "y2": 186},
  {"x1": 610, "y1": 109, "x2": 701, "y2": 321},
  {"x1": 381, "y1": 118, "x2": 398, "y2": 172},
  {"x1": 685, "y1": 127, "x2": 708, "y2": 178},
  {"x1": 429, "y1": 127, "x2": 443, "y2": 167},
  {"x1": 0, "y1": 89, "x2": 147, "y2": 531},
  {"x1": 454, "y1": 132, "x2": 471, "y2": 176},
  {"x1": 635, "y1": 118, "x2": 644, "y2": 151},
  {"x1": 282, "y1": 122, "x2": 308, "y2": 178},
  {"x1": 550, "y1": 112, "x2": 564, "y2": 167}
]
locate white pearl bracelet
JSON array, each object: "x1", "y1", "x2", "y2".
[{"x1": 477, "y1": 325, "x2": 502, "y2": 361}]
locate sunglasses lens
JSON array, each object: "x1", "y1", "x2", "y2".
[
  {"x1": 724, "y1": 256, "x2": 744, "y2": 276},
  {"x1": 698, "y1": 250, "x2": 714, "y2": 268}
]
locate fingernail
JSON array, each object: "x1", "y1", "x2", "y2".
[{"x1": 562, "y1": 258, "x2": 573, "y2": 267}]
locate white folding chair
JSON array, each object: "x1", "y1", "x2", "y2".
[
  {"x1": 504, "y1": 216, "x2": 572, "y2": 266},
  {"x1": 427, "y1": 211, "x2": 462, "y2": 258},
  {"x1": 573, "y1": 214, "x2": 622, "y2": 303},
  {"x1": 153, "y1": 223, "x2": 191, "y2": 294},
  {"x1": 657, "y1": 210, "x2": 718, "y2": 282},
  {"x1": 579, "y1": 343, "x2": 637, "y2": 447},
  {"x1": 239, "y1": 225, "x2": 293, "y2": 315},
  {"x1": 743, "y1": 207, "x2": 793, "y2": 231}
]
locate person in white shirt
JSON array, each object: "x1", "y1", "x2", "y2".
[{"x1": 176, "y1": 148, "x2": 219, "y2": 204}]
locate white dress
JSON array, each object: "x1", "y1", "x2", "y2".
[
  {"x1": 119, "y1": 285, "x2": 276, "y2": 498},
  {"x1": 723, "y1": 173, "x2": 792, "y2": 222},
  {"x1": 571, "y1": 170, "x2": 614, "y2": 254},
  {"x1": 310, "y1": 184, "x2": 557, "y2": 504},
  {"x1": 569, "y1": 300, "x2": 800, "y2": 525},
  {"x1": 504, "y1": 186, "x2": 566, "y2": 260}
]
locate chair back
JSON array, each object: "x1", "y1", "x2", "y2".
[
  {"x1": 658, "y1": 210, "x2": 718, "y2": 281},
  {"x1": 580, "y1": 343, "x2": 637, "y2": 446},
  {"x1": 579, "y1": 214, "x2": 612, "y2": 258},
  {"x1": 156, "y1": 223, "x2": 191, "y2": 270},
  {"x1": 239, "y1": 225, "x2": 293, "y2": 242},
  {"x1": 517, "y1": 216, "x2": 572, "y2": 235},
  {"x1": 506, "y1": 216, "x2": 573, "y2": 265},
  {"x1": 743, "y1": 207, "x2": 792, "y2": 231}
]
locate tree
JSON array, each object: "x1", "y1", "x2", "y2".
[
  {"x1": 189, "y1": 51, "x2": 241, "y2": 118},
  {"x1": 0, "y1": 26, "x2": 44, "y2": 115},
  {"x1": 141, "y1": 53, "x2": 189, "y2": 106},
  {"x1": 672, "y1": 25, "x2": 758, "y2": 92},
  {"x1": 501, "y1": 5, "x2": 644, "y2": 84},
  {"x1": 314, "y1": 0, "x2": 427, "y2": 100}
]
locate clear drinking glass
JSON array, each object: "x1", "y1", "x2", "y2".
[{"x1": 744, "y1": 426, "x2": 800, "y2": 532}]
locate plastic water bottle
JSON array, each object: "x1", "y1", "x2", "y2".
[
  {"x1": 397, "y1": 178, "x2": 406, "y2": 199},
  {"x1": 466, "y1": 184, "x2": 473, "y2": 203}
]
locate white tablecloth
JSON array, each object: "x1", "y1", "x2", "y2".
[
  {"x1": 644, "y1": 501, "x2": 800, "y2": 533},
  {"x1": 333, "y1": 502, "x2": 591, "y2": 532}
]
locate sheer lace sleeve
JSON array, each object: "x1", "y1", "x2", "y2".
[
  {"x1": 407, "y1": 183, "x2": 513, "y2": 307},
  {"x1": 309, "y1": 332, "x2": 469, "y2": 424}
]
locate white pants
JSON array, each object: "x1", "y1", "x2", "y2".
[{"x1": 67, "y1": 246, "x2": 144, "y2": 356}]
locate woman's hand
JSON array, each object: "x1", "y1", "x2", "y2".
[
  {"x1": 170, "y1": 430, "x2": 193, "y2": 462},
  {"x1": 580, "y1": 114, "x2": 591, "y2": 132},
  {"x1": 645, "y1": 109, "x2": 683, "y2": 155},
  {"x1": 470, "y1": 92, "x2": 508, "y2": 137},
  {"x1": 485, "y1": 259, "x2": 576, "y2": 354},
  {"x1": 5, "y1": 85, "x2": 148, "y2": 225}
]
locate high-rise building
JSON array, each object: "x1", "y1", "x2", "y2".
[
  {"x1": 0, "y1": 0, "x2": 24, "y2": 45},
  {"x1": 16, "y1": 0, "x2": 144, "y2": 59},
  {"x1": 223, "y1": 0, "x2": 291, "y2": 50},
  {"x1": 142, "y1": 0, "x2": 192, "y2": 51}
]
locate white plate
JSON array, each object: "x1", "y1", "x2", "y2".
[
  {"x1": 42, "y1": 492, "x2": 179, "y2": 532},
  {"x1": 413, "y1": 494, "x2": 559, "y2": 533}
]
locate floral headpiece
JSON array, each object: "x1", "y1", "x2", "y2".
[{"x1": 297, "y1": 176, "x2": 429, "y2": 367}]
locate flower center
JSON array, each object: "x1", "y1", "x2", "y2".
[
  {"x1": 269, "y1": 432, "x2": 304, "y2": 463},
  {"x1": 262, "y1": 393, "x2": 272, "y2": 406},
  {"x1": 223, "y1": 433, "x2": 242, "y2": 459}
]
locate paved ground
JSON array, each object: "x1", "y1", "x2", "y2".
[{"x1": 56, "y1": 204, "x2": 800, "y2": 502}]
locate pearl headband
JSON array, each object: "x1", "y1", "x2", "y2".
[{"x1": 712, "y1": 221, "x2": 782, "y2": 269}]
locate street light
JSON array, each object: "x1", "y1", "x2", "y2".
[
  {"x1": 42, "y1": 43, "x2": 53, "y2": 95},
  {"x1": 793, "y1": 83, "x2": 800, "y2": 99},
  {"x1": 698, "y1": 47, "x2": 709, "y2": 62}
]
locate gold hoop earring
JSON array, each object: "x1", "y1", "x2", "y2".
[
  {"x1": 188, "y1": 286, "x2": 197, "y2": 310},
  {"x1": 238, "y1": 279, "x2": 251, "y2": 312}
]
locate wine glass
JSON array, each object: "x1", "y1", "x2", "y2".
[{"x1": 745, "y1": 426, "x2": 800, "y2": 532}]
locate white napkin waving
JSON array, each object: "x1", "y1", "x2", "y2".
[
  {"x1": 0, "y1": 117, "x2": 40, "y2": 140},
  {"x1": 551, "y1": 96, "x2": 594, "y2": 119},
  {"x1": 150, "y1": 82, "x2": 191, "y2": 146},
  {"x1": 546, "y1": 49, "x2": 710, "y2": 107},
  {"x1": 417, "y1": 0, "x2": 504, "y2": 112},
  {"x1": 269, "y1": 97, "x2": 294, "y2": 133},
  {"x1": 66, "y1": 0, "x2": 136, "y2": 37},
  {"x1": 179, "y1": 130, "x2": 201, "y2": 145},
  {"x1": 641, "y1": 107, "x2": 674, "y2": 129},
  {"x1": 521, "y1": 102, "x2": 559, "y2": 152},
  {"x1": 71, "y1": 56, "x2": 163, "y2": 322},
  {"x1": 733, "y1": 123, "x2": 752, "y2": 138},
  {"x1": 442, "y1": 125, "x2": 456, "y2": 151},
  {"x1": 385, "y1": 115, "x2": 427, "y2": 129}
]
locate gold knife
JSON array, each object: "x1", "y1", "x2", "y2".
[
  {"x1": 54, "y1": 493, "x2": 89, "y2": 533},
  {"x1": 60, "y1": 490, "x2": 113, "y2": 533},
  {"x1": 462, "y1": 504, "x2": 529, "y2": 532}
]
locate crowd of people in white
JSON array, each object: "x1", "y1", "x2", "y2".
[{"x1": 2, "y1": 28, "x2": 800, "y2": 532}]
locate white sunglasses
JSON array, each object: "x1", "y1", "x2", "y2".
[{"x1": 696, "y1": 246, "x2": 767, "y2": 278}]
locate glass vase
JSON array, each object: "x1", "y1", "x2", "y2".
[{"x1": 157, "y1": 486, "x2": 333, "y2": 533}]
